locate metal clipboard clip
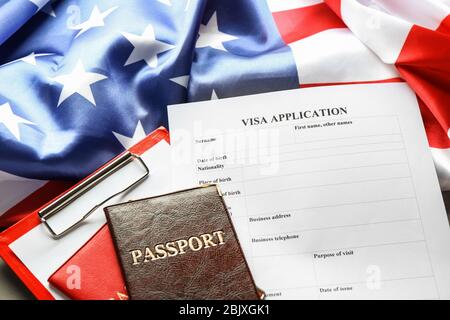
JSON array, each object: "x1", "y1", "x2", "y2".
[{"x1": 38, "y1": 151, "x2": 149, "y2": 239}]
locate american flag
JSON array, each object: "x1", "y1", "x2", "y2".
[{"x1": 0, "y1": 0, "x2": 449, "y2": 227}]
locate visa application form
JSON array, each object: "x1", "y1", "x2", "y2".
[{"x1": 168, "y1": 83, "x2": 450, "y2": 299}]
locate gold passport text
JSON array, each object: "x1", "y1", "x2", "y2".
[{"x1": 129, "y1": 230, "x2": 225, "y2": 265}]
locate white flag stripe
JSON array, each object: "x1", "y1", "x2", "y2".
[
  {"x1": 431, "y1": 148, "x2": 450, "y2": 191},
  {"x1": 436, "y1": 0, "x2": 450, "y2": 8},
  {"x1": 340, "y1": 0, "x2": 412, "y2": 64},
  {"x1": 266, "y1": 0, "x2": 323, "y2": 12},
  {"x1": 0, "y1": 171, "x2": 46, "y2": 215},
  {"x1": 363, "y1": 0, "x2": 450, "y2": 31},
  {"x1": 289, "y1": 28, "x2": 399, "y2": 85}
]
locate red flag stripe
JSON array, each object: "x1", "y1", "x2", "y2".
[
  {"x1": 324, "y1": 0, "x2": 341, "y2": 18},
  {"x1": 437, "y1": 14, "x2": 450, "y2": 33},
  {"x1": 272, "y1": 2, "x2": 346, "y2": 44},
  {"x1": 418, "y1": 98, "x2": 450, "y2": 149},
  {"x1": 396, "y1": 24, "x2": 450, "y2": 147},
  {"x1": 0, "y1": 180, "x2": 75, "y2": 228}
]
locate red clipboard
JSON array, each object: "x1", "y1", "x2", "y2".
[{"x1": 0, "y1": 127, "x2": 169, "y2": 300}]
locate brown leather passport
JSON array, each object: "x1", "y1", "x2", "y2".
[{"x1": 104, "y1": 185, "x2": 260, "y2": 300}]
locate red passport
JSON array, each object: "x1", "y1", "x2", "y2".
[{"x1": 48, "y1": 224, "x2": 128, "y2": 300}]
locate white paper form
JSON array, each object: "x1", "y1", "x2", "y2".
[
  {"x1": 9, "y1": 141, "x2": 173, "y2": 299},
  {"x1": 168, "y1": 83, "x2": 450, "y2": 299}
]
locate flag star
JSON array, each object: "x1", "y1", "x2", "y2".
[
  {"x1": 29, "y1": 0, "x2": 48, "y2": 10},
  {"x1": 211, "y1": 89, "x2": 219, "y2": 100},
  {"x1": 52, "y1": 61, "x2": 107, "y2": 107},
  {"x1": 41, "y1": 1, "x2": 56, "y2": 17},
  {"x1": 122, "y1": 24, "x2": 175, "y2": 68},
  {"x1": 170, "y1": 75, "x2": 190, "y2": 88},
  {"x1": 158, "y1": 0, "x2": 190, "y2": 11},
  {"x1": 196, "y1": 12, "x2": 238, "y2": 51},
  {"x1": 1, "y1": 52, "x2": 52, "y2": 68},
  {"x1": 72, "y1": 5, "x2": 118, "y2": 38},
  {"x1": 0, "y1": 103, "x2": 35, "y2": 141},
  {"x1": 20, "y1": 52, "x2": 52, "y2": 66},
  {"x1": 113, "y1": 121, "x2": 147, "y2": 149},
  {"x1": 158, "y1": 0, "x2": 172, "y2": 6}
]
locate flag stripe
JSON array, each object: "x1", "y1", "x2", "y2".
[
  {"x1": 417, "y1": 98, "x2": 450, "y2": 149},
  {"x1": 272, "y1": 2, "x2": 346, "y2": 43},
  {"x1": 289, "y1": 28, "x2": 399, "y2": 85},
  {"x1": 339, "y1": 0, "x2": 412, "y2": 64},
  {"x1": 431, "y1": 147, "x2": 450, "y2": 190},
  {"x1": 0, "y1": 180, "x2": 74, "y2": 228},
  {"x1": 299, "y1": 77, "x2": 404, "y2": 88},
  {"x1": 396, "y1": 25, "x2": 450, "y2": 144},
  {"x1": 266, "y1": 0, "x2": 323, "y2": 12},
  {"x1": 370, "y1": 0, "x2": 450, "y2": 31},
  {"x1": 437, "y1": 14, "x2": 450, "y2": 33},
  {"x1": 324, "y1": 0, "x2": 342, "y2": 18},
  {"x1": 0, "y1": 171, "x2": 46, "y2": 215}
]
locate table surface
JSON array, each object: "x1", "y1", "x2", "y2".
[{"x1": 2, "y1": 192, "x2": 450, "y2": 300}]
